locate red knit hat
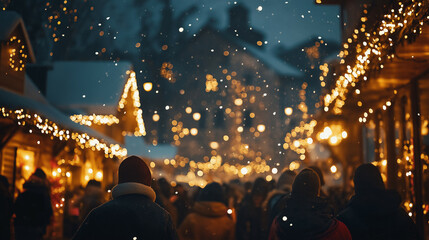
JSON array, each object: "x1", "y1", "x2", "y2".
[{"x1": 118, "y1": 156, "x2": 152, "y2": 186}]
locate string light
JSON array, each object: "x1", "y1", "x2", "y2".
[
  {"x1": 70, "y1": 114, "x2": 119, "y2": 126},
  {"x1": 322, "y1": 1, "x2": 429, "y2": 114},
  {"x1": 118, "y1": 71, "x2": 146, "y2": 136},
  {"x1": 1, "y1": 107, "x2": 127, "y2": 158},
  {"x1": 7, "y1": 36, "x2": 27, "y2": 71}
]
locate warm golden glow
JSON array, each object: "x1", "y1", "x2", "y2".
[
  {"x1": 193, "y1": 112, "x2": 201, "y2": 121},
  {"x1": 70, "y1": 114, "x2": 119, "y2": 126},
  {"x1": 1, "y1": 108, "x2": 127, "y2": 158},
  {"x1": 118, "y1": 70, "x2": 146, "y2": 136},
  {"x1": 284, "y1": 107, "x2": 293, "y2": 116},
  {"x1": 143, "y1": 82, "x2": 153, "y2": 92}
]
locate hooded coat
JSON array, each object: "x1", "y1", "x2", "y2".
[
  {"x1": 14, "y1": 175, "x2": 53, "y2": 240},
  {"x1": 337, "y1": 189, "x2": 417, "y2": 240},
  {"x1": 337, "y1": 163, "x2": 417, "y2": 240},
  {"x1": 268, "y1": 197, "x2": 351, "y2": 240},
  {"x1": 178, "y1": 201, "x2": 235, "y2": 240},
  {"x1": 72, "y1": 182, "x2": 178, "y2": 240}
]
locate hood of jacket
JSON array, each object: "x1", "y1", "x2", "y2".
[
  {"x1": 193, "y1": 201, "x2": 229, "y2": 218},
  {"x1": 274, "y1": 196, "x2": 333, "y2": 239},
  {"x1": 348, "y1": 189, "x2": 401, "y2": 217}
]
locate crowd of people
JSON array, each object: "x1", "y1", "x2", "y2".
[{"x1": 0, "y1": 155, "x2": 419, "y2": 240}]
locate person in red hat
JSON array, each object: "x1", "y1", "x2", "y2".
[{"x1": 73, "y1": 156, "x2": 178, "y2": 240}]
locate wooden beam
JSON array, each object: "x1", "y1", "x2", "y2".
[
  {"x1": 384, "y1": 100, "x2": 397, "y2": 190},
  {"x1": 410, "y1": 77, "x2": 424, "y2": 240},
  {"x1": 0, "y1": 125, "x2": 19, "y2": 151}
]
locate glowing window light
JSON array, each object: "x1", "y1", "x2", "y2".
[{"x1": 96, "y1": 171, "x2": 103, "y2": 180}]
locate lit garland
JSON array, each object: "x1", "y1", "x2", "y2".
[
  {"x1": 0, "y1": 107, "x2": 127, "y2": 158},
  {"x1": 160, "y1": 62, "x2": 175, "y2": 82},
  {"x1": 70, "y1": 114, "x2": 119, "y2": 126},
  {"x1": 118, "y1": 70, "x2": 146, "y2": 136},
  {"x1": 7, "y1": 36, "x2": 28, "y2": 72},
  {"x1": 322, "y1": 0, "x2": 429, "y2": 114},
  {"x1": 205, "y1": 74, "x2": 219, "y2": 92}
]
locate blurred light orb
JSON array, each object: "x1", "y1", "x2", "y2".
[
  {"x1": 234, "y1": 98, "x2": 243, "y2": 106},
  {"x1": 193, "y1": 112, "x2": 201, "y2": 121},
  {"x1": 210, "y1": 141, "x2": 219, "y2": 149},
  {"x1": 143, "y1": 82, "x2": 153, "y2": 92},
  {"x1": 257, "y1": 124, "x2": 265, "y2": 132},
  {"x1": 190, "y1": 128, "x2": 198, "y2": 136},
  {"x1": 285, "y1": 107, "x2": 293, "y2": 116}
]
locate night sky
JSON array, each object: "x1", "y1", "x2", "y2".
[
  {"x1": 106, "y1": 0, "x2": 340, "y2": 54},
  {"x1": 172, "y1": 0, "x2": 340, "y2": 48}
]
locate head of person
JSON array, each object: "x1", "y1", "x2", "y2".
[
  {"x1": 277, "y1": 170, "x2": 296, "y2": 192},
  {"x1": 0, "y1": 175, "x2": 9, "y2": 189},
  {"x1": 158, "y1": 178, "x2": 172, "y2": 198},
  {"x1": 34, "y1": 168, "x2": 47, "y2": 180},
  {"x1": 353, "y1": 163, "x2": 385, "y2": 195},
  {"x1": 291, "y1": 168, "x2": 320, "y2": 200},
  {"x1": 308, "y1": 166, "x2": 325, "y2": 187},
  {"x1": 86, "y1": 179, "x2": 101, "y2": 189},
  {"x1": 112, "y1": 155, "x2": 155, "y2": 201},
  {"x1": 251, "y1": 177, "x2": 268, "y2": 207},
  {"x1": 197, "y1": 182, "x2": 225, "y2": 203}
]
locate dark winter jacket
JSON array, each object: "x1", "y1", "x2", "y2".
[
  {"x1": 73, "y1": 182, "x2": 178, "y2": 240},
  {"x1": 0, "y1": 183, "x2": 13, "y2": 240},
  {"x1": 268, "y1": 197, "x2": 351, "y2": 240},
  {"x1": 178, "y1": 201, "x2": 235, "y2": 240},
  {"x1": 75, "y1": 185, "x2": 105, "y2": 222},
  {"x1": 337, "y1": 189, "x2": 417, "y2": 240},
  {"x1": 14, "y1": 178, "x2": 53, "y2": 230},
  {"x1": 236, "y1": 194, "x2": 267, "y2": 240}
]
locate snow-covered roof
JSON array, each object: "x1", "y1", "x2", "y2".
[
  {"x1": 0, "y1": 11, "x2": 36, "y2": 63},
  {"x1": 235, "y1": 38, "x2": 303, "y2": 77},
  {"x1": 190, "y1": 27, "x2": 303, "y2": 77},
  {"x1": 46, "y1": 61, "x2": 132, "y2": 115},
  {"x1": 24, "y1": 75, "x2": 49, "y2": 104},
  {"x1": 0, "y1": 86, "x2": 122, "y2": 146}
]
